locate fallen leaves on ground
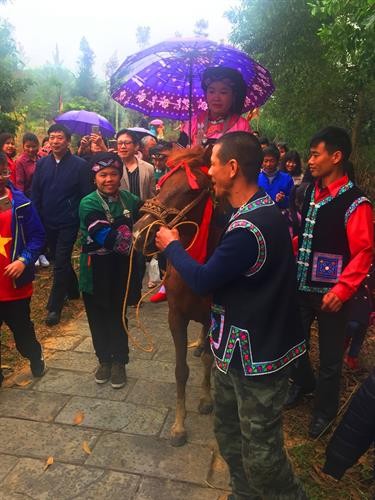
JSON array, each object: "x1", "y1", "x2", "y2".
[
  {"x1": 43, "y1": 456, "x2": 54, "y2": 471},
  {"x1": 15, "y1": 379, "x2": 32, "y2": 387},
  {"x1": 82, "y1": 441, "x2": 91, "y2": 454},
  {"x1": 73, "y1": 410, "x2": 85, "y2": 425}
]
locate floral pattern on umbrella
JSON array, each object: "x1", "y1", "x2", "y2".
[{"x1": 111, "y1": 38, "x2": 274, "y2": 121}]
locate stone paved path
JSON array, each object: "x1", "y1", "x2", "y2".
[{"x1": 0, "y1": 301, "x2": 230, "y2": 499}]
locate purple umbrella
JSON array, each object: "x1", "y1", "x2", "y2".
[
  {"x1": 54, "y1": 110, "x2": 115, "y2": 138},
  {"x1": 110, "y1": 38, "x2": 274, "y2": 121}
]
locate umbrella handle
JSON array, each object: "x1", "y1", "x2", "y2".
[{"x1": 188, "y1": 58, "x2": 193, "y2": 146}]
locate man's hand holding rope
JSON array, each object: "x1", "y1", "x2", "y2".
[{"x1": 156, "y1": 226, "x2": 180, "y2": 251}]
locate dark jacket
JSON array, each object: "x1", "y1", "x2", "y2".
[
  {"x1": 31, "y1": 150, "x2": 93, "y2": 229},
  {"x1": 7, "y1": 183, "x2": 45, "y2": 288},
  {"x1": 323, "y1": 368, "x2": 375, "y2": 480}
]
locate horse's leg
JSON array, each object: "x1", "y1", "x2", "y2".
[
  {"x1": 192, "y1": 325, "x2": 205, "y2": 357},
  {"x1": 168, "y1": 310, "x2": 189, "y2": 447},
  {"x1": 198, "y1": 325, "x2": 214, "y2": 415}
]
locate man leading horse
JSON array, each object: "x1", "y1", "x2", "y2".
[{"x1": 156, "y1": 131, "x2": 307, "y2": 500}]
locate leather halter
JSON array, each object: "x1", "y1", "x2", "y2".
[{"x1": 140, "y1": 188, "x2": 209, "y2": 229}]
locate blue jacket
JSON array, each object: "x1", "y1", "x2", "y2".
[
  {"x1": 258, "y1": 170, "x2": 294, "y2": 209},
  {"x1": 32, "y1": 151, "x2": 92, "y2": 229},
  {"x1": 6, "y1": 183, "x2": 45, "y2": 288}
]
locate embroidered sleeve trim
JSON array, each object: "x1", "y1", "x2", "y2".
[
  {"x1": 344, "y1": 197, "x2": 371, "y2": 226},
  {"x1": 211, "y1": 325, "x2": 306, "y2": 376},
  {"x1": 226, "y1": 219, "x2": 267, "y2": 277}
]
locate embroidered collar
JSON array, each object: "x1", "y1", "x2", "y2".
[{"x1": 230, "y1": 191, "x2": 274, "y2": 223}]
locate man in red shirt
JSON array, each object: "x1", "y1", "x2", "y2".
[
  {"x1": 285, "y1": 126, "x2": 373, "y2": 438},
  {"x1": 0, "y1": 153, "x2": 46, "y2": 386}
]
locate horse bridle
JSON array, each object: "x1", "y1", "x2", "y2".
[{"x1": 140, "y1": 188, "x2": 209, "y2": 229}]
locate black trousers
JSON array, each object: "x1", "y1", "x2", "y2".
[
  {"x1": 45, "y1": 225, "x2": 79, "y2": 313},
  {"x1": 291, "y1": 292, "x2": 348, "y2": 420},
  {"x1": 83, "y1": 292, "x2": 129, "y2": 364},
  {"x1": 0, "y1": 298, "x2": 42, "y2": 370}
]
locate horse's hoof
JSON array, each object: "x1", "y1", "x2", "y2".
[
  {"x1": 193, "y1": 345, "x2": 204, "y2": 358},
  {"x1": 170, "y1": 432, "x2": 187, "y2": 447},
  {"x1": 198, "y1": 400, "x2": 213, "y2": 415}
]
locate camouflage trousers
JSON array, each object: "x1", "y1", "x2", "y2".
[{"x1": 214, "y1": 367, "x2": 307, "y2": 500}]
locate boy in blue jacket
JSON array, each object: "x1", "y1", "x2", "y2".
[{"x1": 0, "y1": 152, "x2": 46, "y2": 386}]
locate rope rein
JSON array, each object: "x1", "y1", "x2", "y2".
[{"x1": 120, "y1": 162, "x2": 211, "y2": 353}]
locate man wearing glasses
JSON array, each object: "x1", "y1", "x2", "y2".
[
  {"x1": 116, "y1": 129, "x2": 156, "y2": 303},
  {"x1": 116, "y1": 129, "x2": 155, "y2": 201}
]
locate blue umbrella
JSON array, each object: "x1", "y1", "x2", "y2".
[
  {"x1": 111, "y1": 38, "x2": 274, "y2": 121},
  {"x1": 54, "y1": 110, "x2": 115, "y2": 138}
]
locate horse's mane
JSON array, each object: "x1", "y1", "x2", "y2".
[{"x1": 167, "y1": 145, "x2": 211, "y2": 170}]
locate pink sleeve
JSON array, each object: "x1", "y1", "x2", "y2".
[{"x1": 232, "y1": 117, "x2": 252, "y2": 133}]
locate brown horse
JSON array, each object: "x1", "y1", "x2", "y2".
[{"x1": 133, "y1": 146, "x2": 223, "y2": 446}]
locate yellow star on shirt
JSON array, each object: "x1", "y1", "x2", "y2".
[{"x1": 0, "y1": 234, "x2": 12, "y2": 258}]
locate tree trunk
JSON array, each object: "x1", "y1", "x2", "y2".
[{"x1": 351, "y1": 89, "x2": 365, "y2": 164}]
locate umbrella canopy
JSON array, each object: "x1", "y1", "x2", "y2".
[
  {"x1": 149, "y1": 119, "x2": 164, "y2": 126},
  {"x1": 54, "y1": 110, "x2": 115, "y2": 138},
  {"x1": 125, "y1": 127, "x2": 157, "y2": 139},
  {"x1": 111, "y1": 38, "x2": 274, "y2": 121}
]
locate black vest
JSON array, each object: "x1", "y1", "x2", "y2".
[
  {"x1": 209, "y1": 191, "x2": 306, "y2": 376},
  {"x1": 297, "y1": 181, "x2": 369, "y2": 293}
]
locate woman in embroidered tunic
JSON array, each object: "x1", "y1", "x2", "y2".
[
  {"x1": 179, "y1": 66, "x2": 251, "y2": 147},
  {"x1": 79, "y1": 152, "x2": 140, "y2": 389}
]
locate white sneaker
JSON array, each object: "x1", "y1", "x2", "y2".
[
  {"x1": 35, "y1": 258, "x2": 40, "y2": 267},
  {"x1": 39, "y1": 255, "x2": 50, "y2": 267}
]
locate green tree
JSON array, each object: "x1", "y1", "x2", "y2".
[
  {"x1": 22, "y1": 64, "x2": 76, "y2": 132},
  {"x1": 76, "y1": 37, "x2": 97, "y2": 100},
  {"x1": 0, "y1": 19, "x2": 30, "y2": 133},
  {"x1": 194, "y1": 19, "x2": 209, "y2": 37},
  {"x1": 309, "y1": 0, "x2": 375, "y2": 161},
  {"x1": 226, "y1": 0, "x2": 349, "y2": 152},
  {"x1": 136, "y1": 26, "x2": 151, "y2": 49}
]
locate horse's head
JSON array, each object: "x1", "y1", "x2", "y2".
[{"x1": 133, "y1": 146, "x2": 212, "y2": 255}]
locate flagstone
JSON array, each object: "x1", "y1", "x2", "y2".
[
  {"x1": 1, "y1": 457, "x2": 140, "y2": 499},
  {"x1": 86, "y1": 432, "x2": 213, "y2": 485},
  {"x1": 0, "y1": 389, "x2": 69, "y2": 422},
  {"x1": 0, "y1": 417, "x2": 100, "y2": 463},
  {"x1": 55, "y1": 396, "x2": 168, "y2": 435},
  {"x1": 32, "y1": 369, "x2": 134, "y2": 401},
  {"x1": 135, "y1": 476, "x2": 224, "y2": 500}
]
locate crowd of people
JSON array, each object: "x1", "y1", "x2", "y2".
[{"x1": 0, "y1": 64, "x2": 374, "y2": 498}]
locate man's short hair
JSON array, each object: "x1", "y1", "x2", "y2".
[
  {"x1": 216, "y1": 131, "x2": 263, "y2": 184},
  {"x1": 258, "y1": 136, "x2": 269, "y2": 146},
  {"x1": 47, "y1": 124, "x2": 71, "y2": 140},
  {"x1": 262, "y1": 145, "x2": 280, "y2": 162},
  {"x1": 22, "y1": 132, "x2": 39, "y2": 145},
  {"x1": 310, "y1": 126, "x2": 352, "y2": 161},
  {"x1": 116, "y1": 128, "x2": 140, "y2": 145}
]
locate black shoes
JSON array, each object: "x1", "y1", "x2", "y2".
[
  {"x1": 95, "y1": 363, "x2": 111, "y2": 384},
  {"x1": 45, "y1": 311, "x2": 61, "y2": 326},
  {"x1": 30, "y1": 356, "x2": 46, "y2": 378},
  {"x1": 284, "y1": 382, "x2": 315, "y2": 409},
  {"x1": 111, "y1": 362, "x2": 127, "y2": 389},
  {"x1": 309, "y1": 416, "x2": 331, "y2": 439}
]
